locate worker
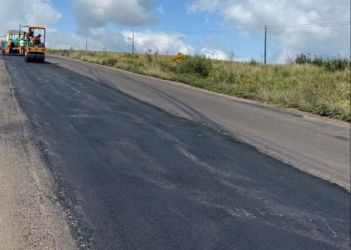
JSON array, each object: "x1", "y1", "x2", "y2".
[
  {"x1": 26, "y1": 29, "x2": 33, "y2": 40},
  {"x1": 32, "y1": 34, "x2": 41, "y2": 45}
]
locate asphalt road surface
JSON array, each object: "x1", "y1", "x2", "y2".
[
  {"x1": 3, "y1": 56, "x2": 350, "y2": 250},
  {"x1": 48, "y1": 55, "x2": 351, "y2": 190},
  {"x1": 0, "y1": 57, "x2": 75, "y2": 249}
]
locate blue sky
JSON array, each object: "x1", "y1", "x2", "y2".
[
  {"x1": 51, "y1": 0, "x2": 75, "y2": 32},
  {"x1": 1, "y1": 0, "x2": 350, "y2": 63},
  {"x1": 49, "y1": 0, "x2": 265, "y2": 60}
]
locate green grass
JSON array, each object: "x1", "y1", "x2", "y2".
[{"x1": 48, "y1": 49, "x2": 351, "y2": 122}]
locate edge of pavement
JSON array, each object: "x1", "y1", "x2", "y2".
[
  {"x1": 48, "y1": 54, "x2": 350, "y2": 129},
  {"x1": 0, "y1": 55, "x2": 77, "y2": 249}
]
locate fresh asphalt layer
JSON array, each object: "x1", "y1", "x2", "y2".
[
  {"x1": 3, "y1": 56, "x2": 350, "y2": 249},
  {"x1": 48, "y1": 55, "x2": 351, "y2": 190}
]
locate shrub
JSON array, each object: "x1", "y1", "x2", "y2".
[
  {"x1": 145, "y1": 54, "x2": 153, "y2": 64},
  {"x1": 325, "y1": 57, "x2": 350, "y2": 72},
  {"x1": 177, "y1": 55, "x2": 212, "y2": 78},
  {"x1": 125, "y1": 53, "x2": 139, "y2": 59},
  {"x1": 295, "y1": 54, "x2": 312, "y2": 64},
  {"x1": 158, "y1": 60, "x2": 176, "y2": 73},
  {"x1": 295, "y1": 54, "x2": 350, "y2": 71},
  {"x1": 101, "y1": 58, "x2": 118, "y2": 66},
  {"x1": 249, "y1": 59, "x2": 259, "y2": 66},
  {"x1": 312, "y1": 56, "x2": 325, "y2": 67},
  {"x1": 311, "y1": 104, "x2": 347, "y2": 121}
]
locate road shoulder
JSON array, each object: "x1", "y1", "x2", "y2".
[{"x1": 0, "y1": 56, "x2": 76, "y2": 249}]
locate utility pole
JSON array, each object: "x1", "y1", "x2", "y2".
[
  {"x1": 264, "y1": 25, "x2": 267, "y2": 64},
  {"x1": 85, "y1": 31, "x2": 88, "y2": 51},
  {"x1": 132, "y1": 32, "x2": 135, "y2": 54}
]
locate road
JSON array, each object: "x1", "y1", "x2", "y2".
[
  {"x1": 2, "y1": 55, "x2": 350, "y2": 249},
  {"x1": 0, "y1": 57, "x2": 75, "y2": 249},
  {"x1": 49, "y1": 55, "x2": 351, "y2": 190}
]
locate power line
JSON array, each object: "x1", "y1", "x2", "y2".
[
  {"x1": 132, "y1": 31, "x2": 135, "y2": 54},
  {"x1": 268, "y1": 24, "x2": 350, "y2": 31},
  {"x1": 85, "y1": 31, "x2": 88, "y2": 51},
  {"x1": 170, "y1": 21, "x2": 350, "y2": 35},
  {"x1": 264, "y1": 25, "x2": 267, "y2": 64},
  {"x1": 267, "y1": 21, "x2": 350, "y2": 29}
]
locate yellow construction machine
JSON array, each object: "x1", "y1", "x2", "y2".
[{"x1": 23, "y1": 25, "x2": 46, "y2": 63}]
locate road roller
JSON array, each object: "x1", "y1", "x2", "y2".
[{"x1": 24, "y1": 25, "x2": 46, "y2": 63}]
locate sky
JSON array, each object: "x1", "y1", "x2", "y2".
[{"x1": 0, "y1": 0, "x2": 350, "y2": 63}]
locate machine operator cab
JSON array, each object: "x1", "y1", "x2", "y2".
[{"x1": 24, "y1": 25, "x2": 46, "y2": 63}]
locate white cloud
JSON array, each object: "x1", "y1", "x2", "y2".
[
  {"x1": 47, "y1": 31, "x2": 85, "y2": 50},
  {"x1": 74, "y1": 0, "x2": 155, "y2": 29},
  {"x1": 47, "y1": 29, "x2": 193, "y2": 55},
  {"x1": 188, "y1": 0, "x2": 351, "y2": 62},
  {"x1": 223, "y1": 4, "x2": 254, "y2": 24},
  {"x1": 120, "y1": 31, "x2": 232, "y2": 59},
  {"x1": 54, "y1": 28, "x2": 229, "y2": 60},
  {"x1": 0, "y1": 0, "x2": 61, "y2": 35},
  {"x1": 198, "y1": 48, "x2": 228, "y2": 60},
  {"x1": 47, "y1": 28, "x2": 129, "y2": 51},
  {"x1": 121, "y1": 30, "x2": 193, "y2": 54},
  {"x1": 187, "y1": 0, "x2": 220, "y2": 13},
  {"x1": 48, "y1": 27, "x2": 234, "y2": 61}
]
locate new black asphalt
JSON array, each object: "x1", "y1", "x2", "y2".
[{"x1": 3, "y1": 56, "x2": 350, "y2": 249}]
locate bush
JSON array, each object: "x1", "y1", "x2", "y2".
[
  {"x1": 295, "y1": 54, "x2": 312, "y2": 64},
  {"x1": 145, "y1": 54, "x2": 153, "y2": 64},
  {"x1": 295, "y1": 54, "x2": 350, "y2": 71},
  {"x1": 101, "y1": 58, "x2": 118, "y2": 66},
  {"x1": 311, "y1": 104, "x2": 347, "y2": 121},
  {"x1": 249, "y1": 59, "x2": 259, "y2": 66},
  {"x1": 177, "y1": 55, "x2": 212, "y2": 78},
  {"x1": 325, "y1": 58, "x2": 350, "y2": 72},
  {"x1": 312, "y1": 56, "x2": 325, "y2": 67}
]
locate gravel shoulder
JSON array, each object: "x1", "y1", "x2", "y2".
[{"x1": 0, "y1": 56, "x2": 76, "y2": 250}]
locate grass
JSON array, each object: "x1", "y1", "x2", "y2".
[{"x1": 48, "y1": 49, "x2": 351, "y2": 122}]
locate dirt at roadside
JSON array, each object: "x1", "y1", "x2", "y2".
[{"x1": 0, "y1": 57, "x2": 76, "y2": 250}]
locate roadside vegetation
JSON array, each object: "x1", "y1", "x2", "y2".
[{"x1": 48, "y1": 49, "x2": 351, "y2": 122}]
